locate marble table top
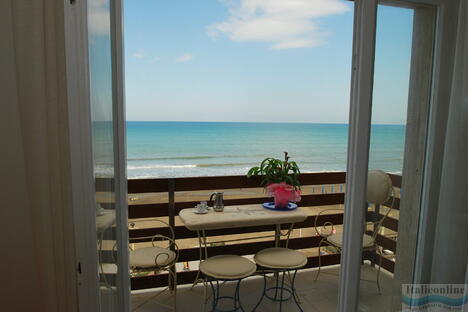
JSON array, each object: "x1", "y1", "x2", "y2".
[{"x1": 179, "y1": 204, "x2": 307, "y2": 231}]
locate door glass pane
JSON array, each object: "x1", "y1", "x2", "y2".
[
  {"x1": 359, "y1": 3, "x2": 434, "y2": 311},
  {"x1": 88, "y1": 0, "x2": 125, "y2": 310}
]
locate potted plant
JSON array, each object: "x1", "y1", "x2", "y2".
[{"x1": 247, "y1": 152, "x2": 301, "y2": 209}]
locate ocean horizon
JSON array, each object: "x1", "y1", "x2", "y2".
[{"x1": 93, "y1": 121, "x2": 406, "y2": 179}]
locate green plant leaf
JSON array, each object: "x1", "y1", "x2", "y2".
[{"x1": 246, "y1": 153, "x2": 301, "y2": 188}]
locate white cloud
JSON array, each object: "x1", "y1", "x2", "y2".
[
  {"x1": 207, "y1": 0, "x2": 349, "y2": 49},
  {"x1": 88, "y1": 0, "x2": 110, "y2": 36},
  {"x1": 132, "y1": 51, "x2": 147, "y2": 59},
  {"x1": 150, "y1": 56, "x2": 161, "y2": 63},
  {"x1": 176, "y1": 54, "x2": 193, "y2": 63}
]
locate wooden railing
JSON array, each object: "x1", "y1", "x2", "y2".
[{"x1": 100, "y1": 172, "x2": 401, "y2": 290}]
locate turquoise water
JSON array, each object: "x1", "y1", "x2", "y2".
[{"x1": 125, "y1": 121, "x2": 405, "y2": 178}]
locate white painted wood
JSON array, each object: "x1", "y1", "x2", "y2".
[
  {"x1": 380, "y1": 0, "x2": 438, "y2": 9},
  {"x1": 413, "y1": 0, "x2": 461, "y2": 284},
  {"x1": 394, "y1": 4, "x2": 436, "y2": 285},
  {"x1": 179, "y1": 205, "x2": 307, "y2": 231},
  {"x1": 63, "y1": 0, "x2": 101, "y2": 310},
  {"x1": 110, "y1": 0, "x2": 131, "y2": 310},
  {"x1": 338, "y1": 0, "x2": 377, "y2": 311},
  {"x1": 66, "y1": 0, "x2": 131, "y2": 310},
  {"x1": 382, "y1": 6, "x2": 438, "y2": 310}
]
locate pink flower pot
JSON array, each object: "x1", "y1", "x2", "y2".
[{"x1": 266, "y1": 183, "x2": 301, "y2": 208}]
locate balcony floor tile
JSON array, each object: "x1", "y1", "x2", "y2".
[{"x1": 132, "y1": 265, "x2": 395, "y2": 312}]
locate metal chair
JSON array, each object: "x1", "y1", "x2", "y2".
[
  {"x1": 313, "y1": 170, "x2": 395, "y2": 293},
  {"x1": 129, "y1": 219, "x2": 179, "y2": 311},
  {"x1": 199, "y1": 254, "x2": 256, "y2": 312},
  {"x1": 253, "y1": 225, "x2": 306, "y2": 312},
  {"x1": 195, "y1": 230, "x2": 257, "y2": 312}
]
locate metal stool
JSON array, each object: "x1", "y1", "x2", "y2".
[
  {"x1": 199, "y1": 254, "x2": 256, "y2": 312},
  {"x1": 253, "y1": 248, "x2": 307, "y2": 312}
]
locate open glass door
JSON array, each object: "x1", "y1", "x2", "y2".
[
  {"x1": 360, "y1": 3, "x2": 418, "y2": 310},
  {"x1": 88, "y1": 0, "x2": 130, "y2": 311},
  {"x1": 340, "y1": 0, "x2": 437, "y2": 311}
]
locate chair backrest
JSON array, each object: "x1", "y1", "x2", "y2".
[
  {"x1": 367, "y1": 170, "x2": 393, "y2": 205},
  {"x1": 367, "y1": 170, "x2": 395, "y2": 239},
  {"x1": 129, "y1": 219, "x2": 176, "y2": 249},
  {"x1": 314, "y1": 170, "x2": 395, "y2": 240}
]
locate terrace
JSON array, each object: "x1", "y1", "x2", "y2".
[{"x1": 99, "y1": 171, "x2": 401, "y2": 311}]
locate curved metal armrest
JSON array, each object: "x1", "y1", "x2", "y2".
[
  {"x1": 151, "y1": 234, "x2": 178, "y2": 251},
  {"x1": 314, "y1": 208, "x2": 345, "y2": 238},
  {"x1": 130, "y1": 218, "x2": 175, "y2": 240},
  {"x1": 129, "y1": 218, "x2": 175, "y2": 238},
  {"x1": 128, "y1": 236, "x2": 180, "y2": 269},
  {"x1": 126, "y1": 220, "x2": 179, "y2": 267},
  {"x1": 153, "y1": 237, "x2": 180, "y2": 266},
  {"x1": 128, "y1": 234, "x2": 177, "y2": 248},
  {"x1": 155, "y1": 235, "x2": 180, "y2": 264}
]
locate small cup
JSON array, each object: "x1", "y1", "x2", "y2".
[{"x1": 196, "y1": 203, "x2": 208, "y2": 213}]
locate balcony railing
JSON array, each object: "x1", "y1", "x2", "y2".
[{"x1": 98, "y1": 171, "x2": 401, "y2": 290}]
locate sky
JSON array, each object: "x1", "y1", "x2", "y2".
[{"x1": 123, "y1": 0, "x2": 414, "y2": 124}]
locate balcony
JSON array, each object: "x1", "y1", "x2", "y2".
[{"x1": 99, "y1": 171, "x2": 401, "y2": 311}]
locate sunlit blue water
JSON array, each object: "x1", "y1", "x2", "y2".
[{"x1": 123, "y1": 121, "x2": 405, "y2": 178}]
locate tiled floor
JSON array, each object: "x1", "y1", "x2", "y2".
[{"x1": 131, "y1": 265, "x2": 397, "y2": 312}]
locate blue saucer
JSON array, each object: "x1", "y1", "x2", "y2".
[{"x1": 262, "y1": 202, "x2": 298, "y2": 211}]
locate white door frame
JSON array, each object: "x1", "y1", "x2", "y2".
[
  {"x1": 338, "y1": 0, "x2": 378, "y2": 310},
  {"x1": 64, "y1": 0, "x2": 100, "y2": 310},
  {"x1": 64, "y1": 0, "x2": 130, "y2": 310},
  {"x1": 110, "y1": 0, "x2": 131, "y2": 309},
  {"x1": 340, "y1": 0, "x2": 456, "y2": 310}
]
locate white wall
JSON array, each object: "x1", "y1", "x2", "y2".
[{"x1": 0, "y1": 1, "x2": 78, "y2": 311}]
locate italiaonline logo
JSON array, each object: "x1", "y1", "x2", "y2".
[{"x1": 402, "y1": 284, "x2": 468, "y2": 311}]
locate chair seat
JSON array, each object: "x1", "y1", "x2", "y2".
[
  {"x1": 317, "y1": 228, "x2": 334, "y2": 238},
  {"x1": 199, "y1": 255, "x2": 256, "y2": 280},
  {"x1": 327, "y1": 233, "x2": 375, "y2": 248},
  {"x1": 254, "y1": 248, "x2": 307, "y2": 269},
  {"x1": 129, "y1": 246, "x2": 176, "y2": 269}
]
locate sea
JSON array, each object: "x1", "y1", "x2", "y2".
[{"x1": 124, "y1": 121, "x2": 405, "y2": 179}]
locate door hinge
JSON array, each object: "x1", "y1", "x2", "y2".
[{"x1": 77, "y1": 261, "x2": 82, "y2": 275}]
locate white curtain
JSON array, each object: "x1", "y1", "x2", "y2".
[
  {"x1": 0, "y1": 1, "x2": 77, "y2": 311},
  {"x1": 431, "y1": 0, "x2": 468, "y2": 283}
]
